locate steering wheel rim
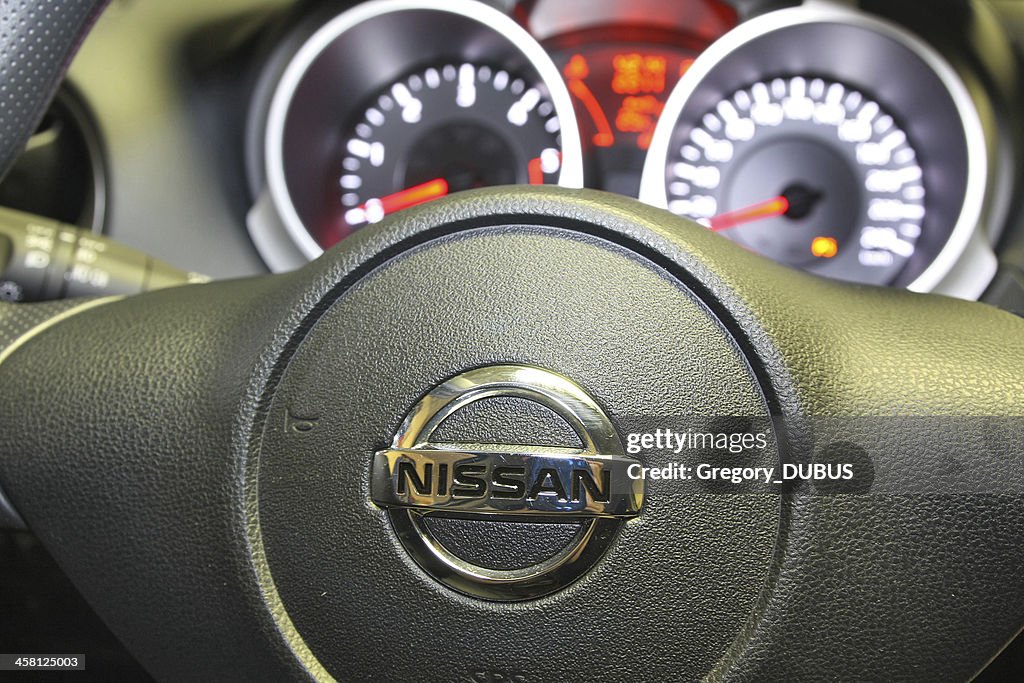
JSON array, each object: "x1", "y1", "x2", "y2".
[{"x1": 0, "y1": 3, "x2": 1022, "y2": 682}]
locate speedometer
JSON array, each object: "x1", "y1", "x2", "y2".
[
  {"x1": 640, "y1": 5, "x2": 993, "y2": 294},
  {"x1": 667, "y1": 76, "x2": 924, "y2": 285}
]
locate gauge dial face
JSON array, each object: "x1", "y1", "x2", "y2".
[
  {"x1": 328, "y1": 63, "x2": 562, "y2": 247},
  {"x1": 665, "y1": 76, "x2": 924, "y2": 285}
]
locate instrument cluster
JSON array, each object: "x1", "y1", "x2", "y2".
[{"x1": 246, "y1": 0, "x2": 1003, "y2": 299}]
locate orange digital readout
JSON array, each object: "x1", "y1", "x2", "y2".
[
  {"x1": 563, "y1": 50, "x2": 693, "y2": 151},
  {"x1": 611, "y1": 53, "x2": 667, "y2": 95},
  {"x1": 615, "y1": 95, "x2": 664, "y2": 149}
]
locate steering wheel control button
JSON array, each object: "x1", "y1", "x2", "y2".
[{"x1": 370, "y1": 365, "x2": 643, "y2": 600}]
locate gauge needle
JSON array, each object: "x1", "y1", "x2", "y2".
[
  {"x1": 709, "y1": 196, "x2": 790, "y2": 232},
  {"x1": 372, "y1": 178, "x2": 450, "y2": 215},
  {"x1": 360, "y1": 178, "x2": 452, "y2": 220}
]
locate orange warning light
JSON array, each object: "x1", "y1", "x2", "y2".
[
  {"x1": 564, "y1": 54, "x2": 590, "y2": 81},
  {"x1": 811, "y1": 236, "x2": 839, "y2": 259},
  {"x1": 611, "y1": 53, "x2": 667, "y2": 95}
]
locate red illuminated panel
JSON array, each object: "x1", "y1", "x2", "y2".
[{"x1": 564, "y1": 49, "x2": 691, "y2": 151}]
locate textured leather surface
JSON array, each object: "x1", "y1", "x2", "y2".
[
  {"x1": 0, "y1": 187, "x2": 1020, "y2": 682},
  {"x1": 0, "y1": 280, "x2": 312, "y2": 681},
  {"x1": 0, "y1": 299, "x2": 93, "y2": 528},
  {"x1": 0, "y1": 299, "x2": 83, "y2": 352},
  {"x1": 0, "y1": 0, "x2": 108, "y2": 180}
]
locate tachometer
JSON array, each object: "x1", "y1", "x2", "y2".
[
  {"x1": 640, "y1": 6, "x2": 993, "y2": 295},
  {"x1": 666, "y1": 76, "x2": 924, "y2": 285}
]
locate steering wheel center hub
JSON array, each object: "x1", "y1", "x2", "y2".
[
  {"x1": 247, "y1": 192, "x2": 782, "y2": 680},
  {"x1": 370, "y1": 364, "x2": 644, "y2": 600}
]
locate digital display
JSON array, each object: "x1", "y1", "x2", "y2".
[{"x1": 556, "y1": 45, "x2": 696, "y2": 195}]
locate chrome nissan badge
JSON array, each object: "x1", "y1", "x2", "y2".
[{"x1": 370, "y1": 364, "x2": 643, "y2": 600}]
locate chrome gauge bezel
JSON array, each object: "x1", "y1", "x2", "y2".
[
  {"x1": 639, "y1": 5, "x2": 996, "y2": 298},
  {"x1": 250, "y1": 0, "x2": 583, "y2": 270}
]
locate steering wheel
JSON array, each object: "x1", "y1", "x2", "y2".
[{"x1": 0, "y1": 2, "x2": 1021, "y2": 681}]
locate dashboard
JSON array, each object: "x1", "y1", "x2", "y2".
[
  {"x1": 5, "y1": 0, "x2": 1024, "y2": 306},
  {"x1": 1, "y1": 1, "x2": 1023, "y2": 678}
]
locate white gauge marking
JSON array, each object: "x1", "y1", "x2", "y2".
[
  {"x1": 457, "y1": 63, "x2": 477, "y2": 108},
  {"x1": 344, "y1": 207, "x2": 366, "y2": 225},
  {"x1": 392, "y1": 82, "x2": 422, "y2": 124},
  {"x1": 508, "y1": 87, "x2": 541, "y2": 127},
  {"x1": 690, "y1": 128, "x2": 733, "y2": 162},
  {"x1": 903, "y1": 185, "x2": 926, "y2": 200},
  {"x1": 869, "y1": 199, "x2": 925, "y2": 221},
  {"x1": 899, "y1": 223, "x2": 922, "y2": 238},
  {"x1": 672, "y1": 162, "x2": 720, "y2": 189},
  {"x1": 809, "y1": 78, "x2": 825, "y2": 99},
  {"x1": 669, "y1": 195, "x2": 717, "y2": 218},
  {"x1": 861, "y1": 226, "x2": 916, "y2": 257},
  {"x1": 859, "y1": 250, "x2": 894, "y2": 267},
  {"x1": 866, "y1": 165, "x2": 922, "y2": 193},
  {"x1": 347, "y1": 139, "x2": 370, "y2": 157},
  {"x1": 540, "y1": 147, "x2": 561, "y2": 174},
  {"x1": 783, "y1": 76, "x2": 814, "y2": 120}
]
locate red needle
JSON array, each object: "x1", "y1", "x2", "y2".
[
  {"x1": 371, "y1": 178, "x2": 449, "y2": 215},
  {"x1": 709, "y1": 195, "x2": 790, "y2": 232}
]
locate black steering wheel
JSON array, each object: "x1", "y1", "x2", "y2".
[{"x1": 0, "y1": 2, "x2": 1021, "y2": 681}]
